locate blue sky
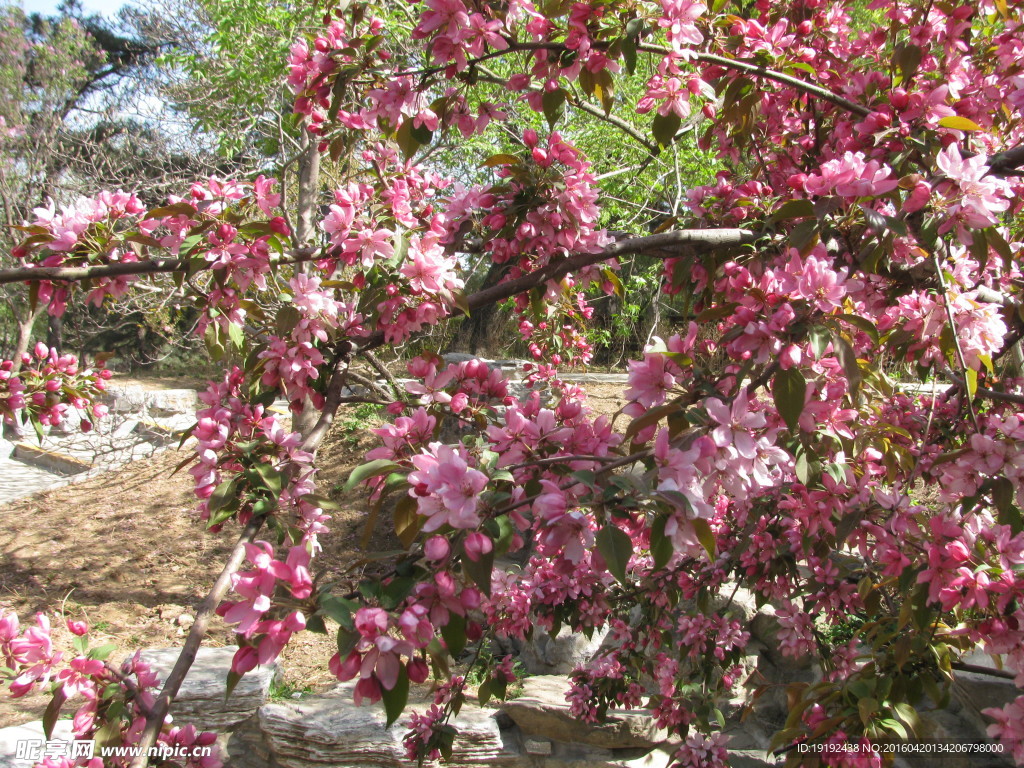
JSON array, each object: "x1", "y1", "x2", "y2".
[{"x1": 20, "y1": 0, "x2": 129, "y2": 18}]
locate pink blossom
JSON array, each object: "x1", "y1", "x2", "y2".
[{"x1": 408, "y1": 443, "x2": 489, "y2": 531}]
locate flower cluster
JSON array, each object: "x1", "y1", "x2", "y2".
[
  {"x1": 0, "y1": 344, "x2": 110, "y2": 431},
  {"x1": 0, "y1": 611, "x2": 221, "y2": 768}
]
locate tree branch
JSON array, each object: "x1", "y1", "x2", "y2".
[
  {"x1": 129, "y1": 515, "x2": 264, "y2": 768},
  {"x1": 684, "y1": 50, "x2": 873, "y2": 118},
  {"x1": 300, "y1": 340, "x2": 355, "y2": 453},
  {"x1": 987, "y1": 143, "x2": 1024, "y2": 177},
  {"x1": 952, "y1": 661, "x2": 1017, "y2": 680},
  {"x1": 945, "y1": 371, "x2": 1024, "y2": 406},
  {"x1": 0, "y1": 248, "x2": 323, "y2": 286}
]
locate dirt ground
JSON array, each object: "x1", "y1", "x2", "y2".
[{"x1": 0, "y1": 380, "x2": 628, "y2": 728}]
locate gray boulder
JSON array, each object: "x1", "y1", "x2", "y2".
[
  {"x1": 141, "y1": 646, "x2": 279, "y2": 732},
  {"x1": 230, "y1": 682, "x2": 527, "y2": 768},
  {"x1": 499, "y1": 676, "x2": 666, "y2": 750}
]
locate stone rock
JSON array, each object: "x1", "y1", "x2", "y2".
[
  {"x1": 952, "y1": 650, "x2": 1021, "y2": 756},
  {"x1": 104, "y1": 385, "x2": 197, "y2": 416},
  {"x1": 542, "y1": 741, "x2": 646, "y2": 768},
  {"x1": 0, "y1": 720, "x2": 74, "y2": 768},
  {"x1": 749, "y1": 606, "x2": 813, "y2": 672},
  {"x1": 525, "y1": 739, "x2": 553, "y2": 755},
  {"x1": 141, "y1": 646, "x2": 279, "y2": 731},
  {"x1": 499, "y1": 676, "x2": 665, "y2": 750},
  {"x1": 727, "y1": 750, "x2": 783, "y2": 768},
  {"x1": 520, "y1": 627, "x2": 608, "y2": 675},
  {"x1": 231, "y1": 682, "x2": 527, "y2": 768}
]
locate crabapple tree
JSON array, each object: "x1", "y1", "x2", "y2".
[{"x1": 2, "y1": 0, "x2": 1024, "y2": 767}]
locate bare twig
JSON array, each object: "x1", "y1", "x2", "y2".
[
  {"x1": 931, "y1": 252, "x2": 980, "y2": 430},
  {"x1": 361, "y1": 350, "x2": 401, "y2": 400}
]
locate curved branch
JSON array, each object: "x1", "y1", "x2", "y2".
[
  {"x1": 683, "y1": 50, "x2": 873, "y2": 118},
  {"x1": 301, "y1": 340, "x2": 356, "y2": 453},
  {"x1": 130, "y1": 515, "x2": 264, "y2": 768},
  {"x1": 0, "y1": 248, "x2": 323, "y2": 286},
  {"x1": 466, "y1": 228, "x2": 759, "y2": 313},
  {"x1": 354, "y1": 228, "x2": 757, "y2": 355},
  {"x1": 986, "y1": 143, "x2": 1024, "y2": 177}
]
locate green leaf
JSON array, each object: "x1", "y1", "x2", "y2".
[
  {"x1": 345, "y1": 460, "x2": 401, "y2": 492},
  {"x1": 771, "y1": 199, "x2": 815, "y2": 222},
  {"x1": 478, "y1": 678, "x2": 492, "y2": 706},
  {"x1": 879, "y1": 718, "x2": 909, "y2": 739},
  {"x1": 808, "y1": 325, "x2": 830, "y2": 358},
  {"x1": 650, "y1": 515, "x2": 673, "y2": 569},
  {"x1": 481, "y1": 153, "x2": 519, "y2": 167},
  {"x1": 691, "y1": 518, "x2": 717, "y2": 559},
  {"x1": 990, "y1": 476, "x2": 1014, "y2": 513},
  {"x1": 965, "y1": 367, "x2": 978, "y2": 397},
  {"x1": 394, "y1": 495, "x2": 423, "y2": 548},
  {"x1": 225, "y1": 668, "x2": 243, "y2": 703},
  {"x1": 441, "y1": 613, "x2": 467, "y2": 657},
  {"x1": 451, "y1": 290, "x2": 471, "y2": 317},
  {"x1": 410, "y1": 122, "x2": 433, "y2": 146},
  {"x1": 858, "y1": 696, "x2": 878, "y2": 725},
  {"x1": 772, "y1": 367, "x2": 807, "y2": 433},
  {"x1": 208, "y1": 478, "x2": 240, "y2": 515},
  {"x1": 542, "y1": 88, "x2": 566, "y2": 128},
  {"x1": 832, "y1": 334, "x2": 862, "y2": 394},
  {"x1": 395, "y1": 119, "x2": 421, "y2": 160},
  {"x1": 625, "y1": 399, "x2": 677, "y2": 440},
  {"x1": 88, "y1": 643, "x2": 117, "y2": 661},
  {"x1": 275, "y1": 305, "x2": 302, "y2": 336},
  {"x1": 337, "y1": 626, "x2": 360, "y2": 656},
  {"x1": 836, "y1": 314, "x2": 879, "y2": 344},
  {"x1": 43, "y1": 688, "x2": 67, "y2": 740},
  {"x1": 652, "y1": 111, "x2": 681, "y2": 149},
  {"x1": 461, "y1": 540, "x2": 495, "y2": 597},
  {"x1": 938, "y1": 116, "x2": 983, "y2": 132},
  {"x1": 319, "y1": 593, "x2": 356, "y2": 627},
  {"x1": 621, "y1": 34, "x2": 637, "y2": 74},
  {"x1": 228, "y1": 322, "x2": 246, "y2": 350},
  {"x1": 596, "y1": 524, "x2": 632, "y2": 584},
  {"x1": 252, "y1": 462, "x2": 284, "y2": 496},
  {"x1": 144, "y1": 202, "x2": 197, "y2": 220}
]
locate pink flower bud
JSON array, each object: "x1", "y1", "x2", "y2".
[
  {"x1": 231, "y1": 646, "x2": 259, "y2": 675},
  {"x1": 460, "y1": 587, "x2": 482, "y2": 611},
  {"x1": 66, "y1": 619, "x2": 88, "y2": 636},
  {"x1": 902, "y1": 181, "x2": 932, "y2": 214},
  {"x1": 779, "y1": 344, "x2": 802, "y2": 370},
  {"x1": 522, "y1": 129, "x2": 538, "y2": 148},
  {"x1": 424, "y1": 536, "x2": 450, "y2": 561},
  {"x1": 407, "y1": 658, "x2": 429, "y2": 684},
  {"x1": 329, "y1": 650, "x2": 362, "y2": 681},
  {"x1": 463, "y1": 533, "x2": 493, "y2": 562},
  {"x1": 34, "y1": 342, "x2": 49, "y2": 358}
]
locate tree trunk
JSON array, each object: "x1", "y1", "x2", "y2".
[
  {"x1": 12, "y1": 305, "x2": 45, "y2": 372},
  {"x1": 47, "y1": 314, "x2": 63, "y2": 355},
  {"x1": 291, "y1": 132, "x2": 323, "y2": 439}
]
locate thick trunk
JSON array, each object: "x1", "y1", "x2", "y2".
[{"x1": 291, "y1": 133, "x2": 323, "y2": 439}]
